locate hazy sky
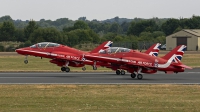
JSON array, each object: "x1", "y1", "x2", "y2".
[{"x1": 0, "y1": 0, "x2": 200, "y2": 21}]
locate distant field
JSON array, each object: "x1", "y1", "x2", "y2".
[
  {"x1": 0, "y1": 85, "x2": 199, "y2": 112},
  {"x1": 0, "y1": 52, "x2": 199, "y2": 71}
]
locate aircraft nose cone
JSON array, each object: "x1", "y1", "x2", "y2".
[
  {"x1": 15, "y1": 48, "x2": 20, "y2": 53},
  {"x1": 15, "y1": 48, "x2": 24, "y2": 54}
]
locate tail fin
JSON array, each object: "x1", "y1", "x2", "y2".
[
  {"x1": 162, "y1": 45, "x2": 186, "y2": 63},
  {"x1": 144, "y1": 43, "x2": 161, "y2": 57},
  {"x1": 90, "y1": 41, "x2": 113, "y2": 53}
]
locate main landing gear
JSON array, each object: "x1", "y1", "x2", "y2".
[
  {"x1": 116, "y1": 69, "x2": 126, "y2": 75},
  {"x1": 131, "y1": 73, "x2": 143, "y2": 80},
  {"x1": 61, "y1": 66, "x2": 70, "y2": 72},
  {"x1": 61, "y1": 61, "x2": 70, "y2": 72}
]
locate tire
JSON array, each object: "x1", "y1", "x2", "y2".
[
  {"x1": 131, "y1": 73, "x2": 136, "y2": 78},
  {"x1": 61, "y1": 67, "x2": 66, "y2": 72},
  {"x1": 65, "y1": 67, "x2": 70, "y2": 72},
  {"x1": 121, "y1": 70, "x2": 125, "y2": 75},
  {"x1": 137, "y1": 74, "x2": 143, "y2": 80},
  {"x1": 116, "y1": 70, "x2": 121, "y2": 75},
  {"x1": 24, "y1": 60, "x2": 28, "y2": 64}
]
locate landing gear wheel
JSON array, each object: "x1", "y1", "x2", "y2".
[
  {"x1": 137, "y1": 74, "x2": 143, "y2": 80},
  {"x1": 131, "y1": 73, "x2": 136, "y2": 78},
  {"x1": 24, "y1": 60, "x2": 28, "y2": 64},
  {"x1": 116, "y1": 70, "x2": 121, "y2": 75},
  {"x1": 121, "y1": 70, "x2": 125, "y2": 75},
  {"x1": 61, "y1": 67, "x2": 66, "y2": 72},
  {"x1": 93, "y1": 66, "x2": 97, "y2": 70},
  {"x1": 82, "y1": 67, "x2": 86, "y2": 71},
  {"x1": 65, "y1": 67, "x2": 70, "y2": 72}
]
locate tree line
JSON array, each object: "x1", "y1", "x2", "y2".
[{"x1": 0, "y1": 15, "x2": 200, "y2": 51}]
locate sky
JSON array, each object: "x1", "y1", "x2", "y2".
[{"x1": 0, "y1": 0, "x2": 200, "y2": 21}]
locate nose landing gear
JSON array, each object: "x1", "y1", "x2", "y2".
[
  {"x1": 82, "y1": 66, "x2": 86, "y2": 71},
  {"x1": 24, "y1": 55, "x2": 28, "y2": 64}
]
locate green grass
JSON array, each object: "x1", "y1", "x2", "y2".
[
  {"x1": 0, "y1": 55, "x2": 111, "y2": 71},
  {"x1": 0, "y1": 85, "x2": 199, "y2": 112},
  {"x1": 159, "y1": 54, "x2": 200, "y2": 67},
  {"x1": 181, "y1": 54, "x2": 200, "y2": 67},
  {"x1": 0, "y1": 53, "x2": 199, "y2": 71}
]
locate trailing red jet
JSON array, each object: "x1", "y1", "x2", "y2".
[
  {"x1": 84, "y1": 45, "x2": 192, "y2": 80},
  {"x1": 99, "y1": 43, "x2": 161, "y2": 75},
  {"x1": 15, "y1": 41, "x2": 112, "y2": 72}
]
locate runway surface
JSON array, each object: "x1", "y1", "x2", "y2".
[{"x1": 0, "y1": 68, "x2": 200, "y2": 84}]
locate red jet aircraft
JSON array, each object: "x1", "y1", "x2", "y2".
[
  {"x1": 97, "y1": 43, "x2": 161, "y2": 75},
  {"x1": 15, "y1": 41, "x2": 112, "y2": 72},
  {"x1": 84, "y1": 45, "x2": 192, "y2": 80}
]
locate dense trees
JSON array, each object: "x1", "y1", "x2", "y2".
[
  {"x1": 0, "y1": 21, "x2": 15, "y2": 41},
  {"x1": 127, "y1": 20, "x2": 159, "y2": 36},
  {"x1": 0, "y1": 15, "x2": 200, "y2": 51}
]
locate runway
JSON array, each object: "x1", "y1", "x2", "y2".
[{"x1": 0, "y1": 68, "x2": 200, "y2": 84}]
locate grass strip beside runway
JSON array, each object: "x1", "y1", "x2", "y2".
[
  {"x1": 0, "y1": 85, "x2": 199, "y2": 112},
  {"x1": 0, "y1": 54, "x2": 200, "y2": 71}
]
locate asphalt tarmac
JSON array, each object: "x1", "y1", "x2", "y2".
[{"x1": 0, "y1": 68, "x2": 199, "y2": 84}]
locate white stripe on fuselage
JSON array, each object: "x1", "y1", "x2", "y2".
[
  {"x1": 17, "y1": 49, "x2": 58, "y2": 56},
  {"x1": 158, "y1": 54, "x2": 176, "y2": 68},
  {"x1": 87, "y1": 54, "x2": 176, "y2": 69}
]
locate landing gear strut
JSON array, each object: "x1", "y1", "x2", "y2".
[{"x1": 93, "y1": 61, "x2": 97, "y2": 70}]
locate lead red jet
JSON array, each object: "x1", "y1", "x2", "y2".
[
  {"x1": 15, "y1": 41, "x2": 112, "y2": 72},
  {"x1": 84, "y1": 45, "x2": 192, "y2": 80}
]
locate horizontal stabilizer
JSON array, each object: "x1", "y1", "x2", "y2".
[{"x1": 173, "y1": 64, "x2": 192, "y2": 69}]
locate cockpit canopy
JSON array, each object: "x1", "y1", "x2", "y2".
[
  {"x1": 30, "y1": 42, "x2": 60, "y2": 48},
  {"x1": 99, "y1": 47, "x2": 131, "y2": 54}
]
